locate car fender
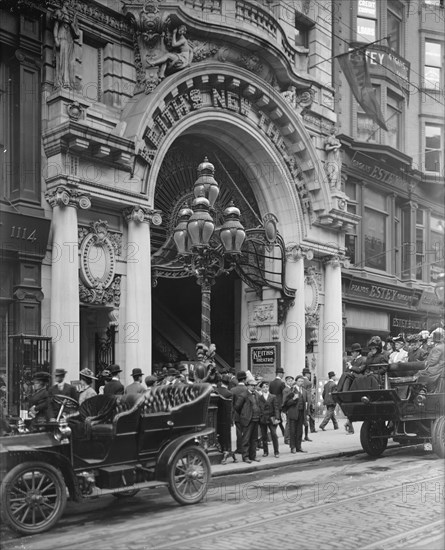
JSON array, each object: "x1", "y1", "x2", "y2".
[{"x1": 155, "y1": 427, "x2": 214, "y2": 482}]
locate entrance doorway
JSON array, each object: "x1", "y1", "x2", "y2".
[{"x1": 151, "y1": 135, "x2": 260, "y2": 369}]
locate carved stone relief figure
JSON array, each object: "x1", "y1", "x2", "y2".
[
  {"x1": 146, "y1": 24, "x2": 194, "y2": 80},
  {"x1": 53, "y1": 2, "x2": 79, "y2": 89},
  {"x1": 324, "y1": 126, "x2": 342, "y2": 190}
]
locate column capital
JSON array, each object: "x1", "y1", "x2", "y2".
[
  {"x1": 123, "y1": 206, "x2": 162, "y2": 226},
  {"x1": 323, "y1": 254, "x2": 350, "y2": 268},
  {"x1": 45, "y1": 186, "x2": 91, "y2": 210},
  {"x1": 285, "y1": 244, "x2": 314, "y2": 262}
]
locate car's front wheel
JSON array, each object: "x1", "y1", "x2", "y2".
[
  {"x1": 168, "y1": 445, "x2": 211, "y2": 505},
  {"x1": 0, "y1": 461, "x2": 67, "y2": 535}
]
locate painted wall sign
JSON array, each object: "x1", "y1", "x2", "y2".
[
  {"x1": 390, "y1": 313, "x2": 427, "y2": 333},
  {"x1": 351, "y1": 151, "x2": 407, "y2": 186},
  {"x1": 346, "y1": 278, "x2": 421, "y2": 309}
]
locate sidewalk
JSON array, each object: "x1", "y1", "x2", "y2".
[{"x1": 212, "y1": 418, "x2": 364, "y2": 477}]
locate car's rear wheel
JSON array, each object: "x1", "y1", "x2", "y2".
[
  {"x1": 168, "y1": 445, "x2": 211, "y2": 505},
  {"x1": 360, "y1": 420, "x2": 389, "y2": 457},
  {"x1": 0, "y1": 462, "x2": 67, "y2": 535},
  {"x1": 432, "y1": 416, "x2": 445, "y2": 458}
]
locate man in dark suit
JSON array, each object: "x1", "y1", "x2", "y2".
[
  {"x1": 103, "y1": 364, "x2": 125, "y2": 395},
  {"x1": 231, "y1": 371, "x2": 248, "y2": 455},
  {"x1": 258, "y1": 380, "x2": 280, "y2": 458},
  {"x1": 301, "y1": 368, "x2": 316, "y2": 439},
  {"x1": 269, "y1": 367, "x2": 285, "y2": 436},
  {"x1": 319, "y1": 371, "x2": 339, "y2": 431},
  {"x1": 234, "y1": 378, "x2": 261, "y2": 463},
  {"x1": 283, "y1": 375, "x2": 307, "y2": 453},
  {"x1": 28, "y1": 371, "x2": 55, "y2": 429},
  {"x1": 50, "y1": 368, "x2": 78, "y2": 400},
  {"x1": 215, "y1": 374, "x2": 237, "y2": 464}
]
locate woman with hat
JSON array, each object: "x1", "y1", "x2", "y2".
[
  {"x1": 389, "y1": 335, "x2": 408, "y2": 364},
  {"x1": 337, "y1": 343, "x2": 366, "y2": 392},
  {"x1": 28, "y1": 372, "x2": 55, "y2": 428},
  {"x1": 78, "y1": 368, "x2": 98, "y2": 405}
]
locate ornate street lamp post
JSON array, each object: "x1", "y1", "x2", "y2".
[{"x1": 173, "y1": 158, "x2": 246, "y2": 347}]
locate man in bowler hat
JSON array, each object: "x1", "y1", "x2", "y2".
[
  {"x1": 103, "y1": 364, "x2": 124, "y2": 395},
  {"x1": 125, "y1": 368, "x2": 147, "y2": 395},
  {"x1": 269, "y1": 367, "x2": 286, "y2": 436},
  {"x1": 319, "y1": 371, "x2": 338, "y2": 431}
]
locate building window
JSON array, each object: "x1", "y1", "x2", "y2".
[
  {"x1": 356, "y1": 86, "x2": 381, "y2": 142},
  {"x1": 345, "y1": 180, "x2": 357, "y2": 265},
  {"x1": 81, "y1": 40, "x2": 103, "y2": 102},
  {"x1": 424, "y1": 41, "x2": 442, "y2": 90},
  {"x1": 416, "y1": 209, "x2": 425, "y2": 280},
  {"x1": 357, "y1": 0, "x2": 377, "y2": 42},
  {"x1": 387, "y1": 92, "x2": 402, "y2": 149},
  {"x1": 364, "y1": 188, "x2": 387, "y2": 271},
  {"x1": 430, "y1": 215, "x2": 445, "y2": 283},
  {"x1": 387, "y1": 5, "x2": 402, "y2": 53},
  {"x1": 294, "y1": 20, "x2": 309, "y2": 48},
  {"x1": 425, "y1": 124, "x2": 442, "y2": 173}
]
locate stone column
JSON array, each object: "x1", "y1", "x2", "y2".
[
  {"x1": 123, "y1": 206, "x2": 162, "y2": 381},
  {"x1": 283, "y1": 246, "x2": 306, "y2": 379},
  {"x1": 46, "y1": 186, "x2": 91, "y2": 383},
  {"x1": 323, "y1": 255, "x2": 343, "y2": 379}
]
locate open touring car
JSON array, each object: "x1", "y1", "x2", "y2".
[{"x1": 0, "y1": 383, "x2": 213, "y2": 535}]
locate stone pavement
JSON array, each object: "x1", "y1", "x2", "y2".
[{"x1": 212, "y1": 417, "x2": 366, "y2": 477}]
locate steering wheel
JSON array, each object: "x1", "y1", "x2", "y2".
[{"x1": 52, "y1": 394, "x2": 79, "y2": 420}]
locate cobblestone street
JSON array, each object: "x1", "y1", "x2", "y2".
[{"x1": 2, "y1": 444, "x2": 443, "y2": 550}]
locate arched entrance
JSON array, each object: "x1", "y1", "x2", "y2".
[{"x1": 151, "y1": 134, "x2": 262, "y2": 369}]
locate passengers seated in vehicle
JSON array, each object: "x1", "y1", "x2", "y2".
[
  {"x1": 349, "y1": 336, "x2": 388, "y2": 391},
  {"x1": 336, "y1": 343, "x2": 366, "y2": 392}
]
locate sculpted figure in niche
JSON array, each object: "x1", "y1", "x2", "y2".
[
  {"x1": 324, "y1": 127, "x2": 342, "y2": 190},
  {"x1": 53, "y1": 2, "x2": 79, "y2": 89},
  {"x1": 146, "y1": 25, "x2": 193, "y2": 79}
]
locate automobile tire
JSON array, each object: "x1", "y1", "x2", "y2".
[
  {"x1": 0, "y1": 461, "x2": 67, "y2": 535},
  {"x1": 432, "y1": 416, "x2": 445, "y2": 459},
  {"x1": 168, "y1": 445, "x2": 211, "y2": 505},
  {"x1": 360, "y1": 420, "x2": 389, "y2": 457}
]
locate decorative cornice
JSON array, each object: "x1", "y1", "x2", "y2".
[
  {"x1": 45, "y1": 186, "x2": 91, "y2": 209},
  {"x1": 79, "y1": 275, "x2": 121, "y2": 307},
  {"x1": 123, "y1": 206, "x2": 162, "y2": 226}
]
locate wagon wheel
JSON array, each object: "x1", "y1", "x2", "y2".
[
  {"x1": 432, "y1": 416, "x2": 445, "y2": 458},
  {"x1": 360, "y1": 420, "x2": 389, "y2": 457},
  {"x1": 0, "y1": 462, "x2": 67, "y2": 535},
  {"x1": 168, "y1": 445, "x2": 211, "y2": 505}
]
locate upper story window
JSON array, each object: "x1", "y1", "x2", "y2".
[
  {"x1": 387, "y1": 91, "x2": 403, "y2": 149},
  {"x1": 294, "y1": 20, "x2": 309, "y2": 48},
  {"x1": 387, "y1": 3, "x2": 402, "y2": 53},
  {"x1": 364, "y1": 187, "x2": 387, "y2": 271},
  {"x1": 425, "y1": 124, "x2": 443, "y2": 173},
  {"x1": 424, "y1": 41, "x2": 442, "y2": 90},
  {"x1": 81, "y1": 38, "x2": 103, "y2": 103},
  {"x1": 430, "y1": 215, "x2": 445, "y2": 284},
  {"x1": 416, "y1": 209, "x2": 425, "y2": 280},
  {"x1": 357, "y1": 0, "x2": 377, "y2": 42}
]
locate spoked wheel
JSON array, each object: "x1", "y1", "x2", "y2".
[
  {"x1": 432, "y1": 416, "x2": 445, "y2": 458},
  {"x1": 0, "y1": 462, "x2": 67, "y2": 535},
  {"x1": 168, "y1": 445, "x2": 211, "y2": 505},
  {"x1": 360, "y1": 420, "x2": 389, "y2": 457}
]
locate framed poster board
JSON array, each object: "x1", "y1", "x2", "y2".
[{"x1": 248, "y1": 342, "x2": 281, "y2": 381}]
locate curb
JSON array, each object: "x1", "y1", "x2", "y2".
[
  {"x1": 211, "y1": 444, "x2": 402, "y2": 478},
  {"x1": 211, "y1": 448, "x2": 365, "y2": 477}
]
